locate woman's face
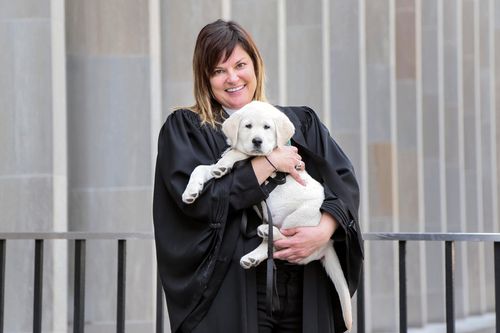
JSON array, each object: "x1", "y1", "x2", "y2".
[{"x1": 209, "y1": 44, "x2": 257, "y2": 110}]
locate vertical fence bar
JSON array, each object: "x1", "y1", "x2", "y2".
[
  {"x1": 399, "y1": 241, "x2": 407, "y2": 333},
  {"x1": 445, "y1": 241, "x2": 455, "y2": 333},
  {"x1": 495, "y1": 242, "x2": 500, "y2": 333},
  {"x1": 33, "y1": 240, "x2": 44, "y2": 333},
  {"x1": 0, "y1": 240, "x2": 5, "y2": 333},
  {"x1": 73, "y1": 240, "x2": 86, "y2": 333},
  {"x1": 117, "y1": 240, "x2": 126, "y2": 333},
  {"x1": 156, "y1": 273, "x2": 163, "y2": 333},
  {"x1": 357, "y1": 265, "x2": 365, "y2": 333}
]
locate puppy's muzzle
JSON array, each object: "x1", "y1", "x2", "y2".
[{"x1": 252, "y1": 137, "x2": 263, "y2": 148}]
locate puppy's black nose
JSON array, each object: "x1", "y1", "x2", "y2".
[{"x1": 252, "y1": 137, "x2": 262, "y2": 147}]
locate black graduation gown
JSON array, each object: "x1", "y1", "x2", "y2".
[{"x1": 153, "y1": 106, "x2": 363, "y2": 333}]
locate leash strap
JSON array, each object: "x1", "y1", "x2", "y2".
[
  {"x1": 262, "y1": 201, "x2": 275, "y2": 316},
  {"x1": 241, "y1": 173, "x2": 288, "y2": 315}
]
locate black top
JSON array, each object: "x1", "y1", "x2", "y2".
[{"x1": 153, "y1": 106, "x2": 363, "y2": 333}]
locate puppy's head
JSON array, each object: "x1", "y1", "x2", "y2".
[{"x1": 222, "y1": 101, "x2": 295, "y2": 156}]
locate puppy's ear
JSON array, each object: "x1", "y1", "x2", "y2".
[
  {"x1": 222, "y1": 112, "x2": 242, "y2": 147},
  {"x1": 274, "y1": 112, "x2": 295, "y2": 146}
]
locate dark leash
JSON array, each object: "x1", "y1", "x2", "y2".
[
  {"x1": 260, "y1": 173, "x2": 287, "y2": 316},
  {"x1": 239, "y1": 172, "x2": 287, "y2": 316}
]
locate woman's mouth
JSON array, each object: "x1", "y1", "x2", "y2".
[{"x1": 225, "y1": 85, "x2": 245, "y2": 93}]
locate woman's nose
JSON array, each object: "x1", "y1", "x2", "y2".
[{"x1": 226, "y1": 70, "x2": 238, "y2": 83}]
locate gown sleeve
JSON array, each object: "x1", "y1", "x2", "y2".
[{"x1": 286, "y1": 106, "x2": 364, "y2": 297}]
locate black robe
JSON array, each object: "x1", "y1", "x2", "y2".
[{"x1": 153, "y1": 106, "x2": 363, "y2": 333}]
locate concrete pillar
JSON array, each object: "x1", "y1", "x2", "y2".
[
  {"x1": 395, "y1": 0, "x2": 427, "y2": 328},
  {"x1": 442, "y1": 0, "x2": 469, "y2": 319},
  {"x1": 66, "y1": 0, "x2": 154, "y2": 331},
  {"x1": 328, "y1": 2, "x2": 363, "y2": 330},
  {"x1": 161, "y1": 0, "x2": 221, "y2": 116},
  {"x1": 0, "y1": 0, "x2": 68, "y2": 331},
  {"x1": 285, "y1": 0, "x2": 324, "y2": 116},
  {"x1": 479, "y1": 0, "x2": 496, "y2": 313},
  {"x1": 365, "y1": 0, "x2": 398, "y2": 331},
  {"x1": 421, "y1": 0, "x2": 446, "y2": 325},
  {"x1": 330, "y1": 0, "x2": 362, "y2": 169},
  {"x1": 461, "y1": 0, "x2": 486, "y2": 317}
]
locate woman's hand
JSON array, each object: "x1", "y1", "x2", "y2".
[
  {"x1": 266, "y1": 146, "x2": 306, "y2": 186},
  {"x1": 273, "y1": 212, "x2": 339, "y2": 263}
]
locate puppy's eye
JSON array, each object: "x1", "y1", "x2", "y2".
[
  {"x1": 245, "y1": 124, "x2": 252, "y2": 129},
  {"x1": 264, "y1": 125, "x2": 270, "y2": 129}
]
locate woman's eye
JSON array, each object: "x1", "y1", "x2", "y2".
[
  {"x1": 245, "y1": 124, "x2": 252, "y2": 129},
  {"x1": 236, "y1": 62, "x2": 246, "y2": 69},
  {"x1": 264, "y1": 125, "x2": 270, "y2": 129},
  {"x1": 213, "y1": 69, "x2": 224, "y2": 75}
]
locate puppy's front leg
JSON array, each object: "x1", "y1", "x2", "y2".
[
  {"x1": 211, "y1": 149, "x2": 249, "y2": 178},
  {"x1": 182, "y1": 165, "x2": 213, "y2": 204}
]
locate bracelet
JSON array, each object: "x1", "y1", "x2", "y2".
[{"x1": 264, "y1": 156, "x2": 278, "y2": 171}]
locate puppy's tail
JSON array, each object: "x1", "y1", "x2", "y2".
[{"x1": 321, "y1": 242, "x2": 352, "y2": 331}]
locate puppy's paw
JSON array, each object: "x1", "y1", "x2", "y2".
[
  {"x1": 257, "y1": 224, "x2": 269, "y2": 239},
  {"x1": 211, "y1": 165, "x2": 230, "y2": 178},
  {"x1": 257, "y1": 224, "x2": 284, "y2": 240},
  {"x1": 182, "y1": 191, "x2": 199, "y2": 204},
  {"x1": 240, "y1": 255, "x2": 261, "y2": 269},
  {"x1": 182, "y1": 181, "x2": 204, "y2": 204}
]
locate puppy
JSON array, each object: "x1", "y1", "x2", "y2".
[{"x1": 182, "y1": 101, "x2": 352, "y2": 330}]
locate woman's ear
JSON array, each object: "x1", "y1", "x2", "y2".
[
  {"x1": 222, "y1": 113, "x2": 242, "y2": 147},
  {"x1": 274, "y1": 112, "x2": 295, "y2": 146}
]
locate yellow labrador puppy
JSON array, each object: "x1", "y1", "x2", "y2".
[{"x1": 182, "y1": 101, "x2": 352, "y2": 330}]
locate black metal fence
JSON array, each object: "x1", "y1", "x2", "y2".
[
  {"x1": 0, "y1": 232, "x2": 158, "y2": 333},
  {"x1": 359, "y1": 232, "x2": 500, "y2": 333},
  {"x1": 0, "y1": 232, "x2": 498, "y2": 333}
]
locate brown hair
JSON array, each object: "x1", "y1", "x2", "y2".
[{"x1": 188, "y1": 19, "x2": 267, "y2": 126}]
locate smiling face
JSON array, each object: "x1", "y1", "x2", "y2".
[{"x1": 209, "y1": 44, "x2": 257, "y2": 110}]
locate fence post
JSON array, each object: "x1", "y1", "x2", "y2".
[
  {"x1": 399, "y1": 241, "x2": 407, "y2": 333},
  {"x1": 357, "y1": 265, "x2": 365, "y2": 333},
  {"x1": 494, "y1": 242, "x2": 499, "y2": 333},
  {"x1": 73, "y1": 240, "x2": 86, "y2": 333},
  {"x1": 0, "y1": 240, "x2": 5, "y2": 333},
  {"x1": 445, "y1": 241, "x2": 455, "y2": 333},
  {"x1": 156, "y1": 273, "x2": 164, "y2": 333},
  {"x1": 117, "y1": 240, "x2": 126, "y2": 333},
  {"x1": 33, "y1": 239, "x2": 44, "y2": 333}
]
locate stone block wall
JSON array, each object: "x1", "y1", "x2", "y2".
[{"x1": 1, "y1": 0, "x2": 499, "y2": 332}]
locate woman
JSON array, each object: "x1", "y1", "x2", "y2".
[{"x1": 153, "y1": 19, "x2": 363, "y2": 333}]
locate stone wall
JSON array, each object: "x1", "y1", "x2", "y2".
[{"x1": 1, "y1": 0, "x2": 499, "y2": 332}]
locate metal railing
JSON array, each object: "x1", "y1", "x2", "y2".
[
  {"x1": 0, "y1": 232, "x2": 158, "y2": 333},
  {"x1": 0, "y1": 232, "x2": 499, "y2": 333},
  {"x1": 359, "y1": 232, "x2": 500, "y2": 333}
]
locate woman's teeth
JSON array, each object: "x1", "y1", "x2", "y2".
[{"x1": 226, "y1": 85, "x2": 244, "y2": 92}]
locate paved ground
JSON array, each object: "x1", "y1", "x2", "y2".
[{"x1": 408, "y1": 313, "x2": 494, "y2": 333}]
